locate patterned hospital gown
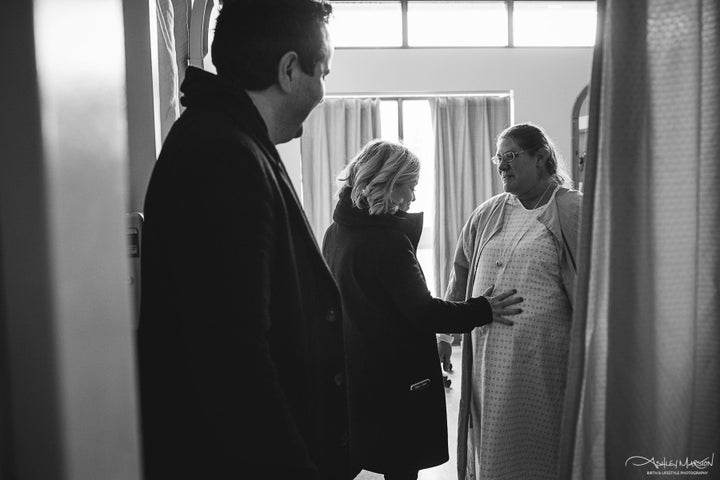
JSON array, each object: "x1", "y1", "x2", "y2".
[{"x1": 468, "y1": 187, "x2": 572, "y2": 479}]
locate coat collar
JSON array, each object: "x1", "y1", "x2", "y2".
[
  {"x1": 332, "y1": 188, "x2": 424, "y2": 250},
  {"x1": 180, "y1": 67, "x2": 279, "y2": 165}
]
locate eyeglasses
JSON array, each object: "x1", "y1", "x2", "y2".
[{"x1": 491, "y1": 150, "x2": 527, "y2": 165}]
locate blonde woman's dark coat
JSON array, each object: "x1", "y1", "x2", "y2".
[{"x1": 322, "y1": 188, "x2": 493, "y2": 474}]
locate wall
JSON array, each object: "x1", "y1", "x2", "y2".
[
  {"x1": 0, "y1": 1, "x2": 141, "y2": 478},
  {"x1": 280, "y1": 46, "x2": 594, "y2": 190}
]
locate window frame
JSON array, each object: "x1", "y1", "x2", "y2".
[{"x1": 329, "y1": 0, "x2": 596, "y2": 49}]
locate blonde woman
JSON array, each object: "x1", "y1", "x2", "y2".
[{"x1": 322, "y1": 139, "x2": 522, "y2": 480}]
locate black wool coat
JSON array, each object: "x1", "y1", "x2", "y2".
[
  {"x1": 322, "y1": 189, "x2": 493, "y2": 473},
  {"x1": 137, "y1": 67, "x2": 352, "y2": 480}
]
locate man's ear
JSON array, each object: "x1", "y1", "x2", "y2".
[{"x1": 277, "y1": 51, "x2": 300, "y2": 93}]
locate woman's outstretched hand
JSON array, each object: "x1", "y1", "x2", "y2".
[{"x1": 482, "y1": 285, "x2": 523, "y2": 326}]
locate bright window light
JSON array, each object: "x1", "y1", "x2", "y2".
[
  {"x1": 513, "y1": 1, "x2": 597, "y2": 47},
  {"x1": 407, "y1": 2, "x2": 508, "y2": 47},
  {"x1": 203, "y1": 3, "x2": 220, "y2": 73},
  {"x1": 400, "y1": 100, "x2": 436, "y2": 295},
  {"x1": 402, "y1": 100, "x2": 434, "y2": 223},
  {"x1": 379, "y1": 100, "x2": 400, "y2": 142},
  {"x1": 328, "y1": 2, "x2": 403, "y2": 47}
]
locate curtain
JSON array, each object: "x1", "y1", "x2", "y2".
[
  {"x1": 561, "y1": 1, "x2": 720, "y2": 478},
  {"x1": 430, "y1": 96, "x2": 510, "y2": 297},
  {"x1": 156, "y1": 0, "x2": 191, "y2": 142},
  {"x1": 300, "y1": 98, "x2": 381, "y2": 240}
]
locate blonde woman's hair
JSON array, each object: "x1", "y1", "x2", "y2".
[{"x1": 337, "y1": 139, "x2": 420, "y2": 215}]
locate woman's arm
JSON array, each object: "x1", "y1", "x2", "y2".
[{"x1": 376, "y1": 230, "x2": 492, "y2": 333}]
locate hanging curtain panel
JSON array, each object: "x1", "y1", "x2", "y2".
[
  {"x1": 156, "y1": 0, "x2": 192, "y2": 143},
  {"x1": 300, "y1": 98, "x2": 381, "y2": 241},
  {"x1": 431, "y1": 96, "x2": 510, "y2": 298},
  {"x1": 561, "y1": 1, "x2": 720, "y2": 478}
]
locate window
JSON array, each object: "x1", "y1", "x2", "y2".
[
  {"x1": 203, "y1": 3, "x2": 220, "y2": 72},
  {"x1": 407, "y1": 2, "x2": 508, "y2": 47},
  {"x1": 328, "y1": 2, "x2": 403, "y2": 47},
  {"x1": 399, "y1": 100, "x2": 437, "y2": 294},
  {"x1": 376, "y1": 98, "x2": 437, "y2": 293},
  {"x1": 327, "y1": 93, "x2": 509, "y2": 295},
  {"x1": 379, "y1": 100, "x2": 399, "y2": 141},
  {"x1": 513, "y1": 1, "x2": 597, "y2": 46},
  {"x1": 330, "y1": 0, "x2": 596, "y2": 48}
]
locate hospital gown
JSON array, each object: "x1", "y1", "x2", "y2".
[{"x1": 467, "y1": 189, "x2": 572, "y2": 479}]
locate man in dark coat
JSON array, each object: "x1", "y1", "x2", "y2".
[{"x1": 136, "y1": 2, "x2": 352, "y2": 479}]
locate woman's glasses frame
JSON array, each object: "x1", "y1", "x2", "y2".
[{"x1": 491, "y1": 150, "x2": 527, "y2": 165}]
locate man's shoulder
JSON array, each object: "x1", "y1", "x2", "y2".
[
  {"x1": 168, "y1": 113, "x2": 274, "y2": 170},
  {"x1": 171, "y1": 106, "x2": 263, "y2": 147}
]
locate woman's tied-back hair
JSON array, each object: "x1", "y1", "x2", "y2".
[
  {"x1": 212, "y1": 0, "x2": 332, "y2": 90},
  {"x1": 498, "y1": 123, "x2": 573, "y2": 187},
  {"x1": 337, "y1": 140, "x2": 421, "y2": 215}
]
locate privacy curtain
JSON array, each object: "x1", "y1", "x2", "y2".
[
  {"x1": 300, "y1": 98, "x2": 381, "y2": 241},
  {"x1": 560, "y1": 1, "x2": 720, "y2": 478},
  {"x1": 156, "y1": 0, "x2": 191, "y2": 142},
  {"x1": 430, "y1": 96, "x2": 510, "y2": 297}
]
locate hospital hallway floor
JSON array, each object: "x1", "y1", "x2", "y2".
[{"x1": 354, "y1": 345, "x2": 462, "y2": 480}]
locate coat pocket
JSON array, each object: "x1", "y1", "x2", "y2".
[{"x1": 409, "y1": 378, "x2": 431, "y2": 393}]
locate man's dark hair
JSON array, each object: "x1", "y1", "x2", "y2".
[{"x1": 212, "y1": 0, "x2": 332, "y2": 90}]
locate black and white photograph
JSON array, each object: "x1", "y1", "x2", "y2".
[{"x1": 1, "y1": 1, "x2": 718, "y2": 479}]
